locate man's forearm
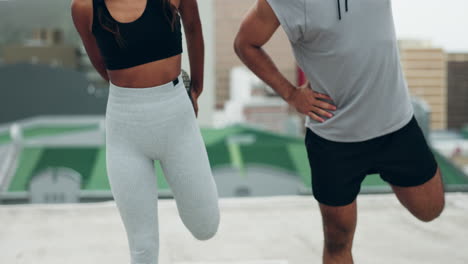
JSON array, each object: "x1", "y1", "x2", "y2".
[{"x1": 235, "y1": 43, "x2": 296, "y2": 102}]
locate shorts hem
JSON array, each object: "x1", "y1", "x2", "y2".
[
  {"x1": 313, "y1": 194, "x2": 357, "y2": 207},
  {"x1": 383, "y1": 166, "x2": 439, "y2": 188}
]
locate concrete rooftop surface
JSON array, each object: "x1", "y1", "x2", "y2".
[{"x1": 1, "y1": 194, "x2": 467, "y2": 264}]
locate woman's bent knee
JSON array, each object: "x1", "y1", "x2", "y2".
[
  {"x1": 191, "y1": 222, "x2": 219, "y2": 240},
  {"x1": 182, "y1": 206, "x2": 220, "y2": 241}
]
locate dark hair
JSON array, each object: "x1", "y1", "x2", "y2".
[
  {"x1": 97, "y1": 0, "x2": 179, "y2": 48},
  {"x1": 161, "y1": 0, "x2": 179, "y2": 32}
]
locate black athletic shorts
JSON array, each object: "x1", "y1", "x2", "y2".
[{"x1": 305, "y1": 116, "x2": 438, "y2": 206}]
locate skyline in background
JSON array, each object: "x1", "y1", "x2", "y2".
[
  {"x1": 0, "y1": 0, "x2": 467, "y2": 53},
  {"x1": 392, "y1": 0, "x2": 468, "y2": 52}
]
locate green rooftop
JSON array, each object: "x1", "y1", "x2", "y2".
[
  {"x1": 0, "y1": 125, "x2": 98, "y2": 144},
  {"x1": 4, "y1": 124, "x2": 468, "y2": 193}
]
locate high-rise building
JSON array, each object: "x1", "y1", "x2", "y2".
[
  {"x1": 217, "y1": 67, "x2": 300, "y2": 135},
  {"x1": 399, "y1": 40, "x2": 448, "y2": 130},
  {"x1": 215, "y1": 0, "x2": 296, "y2": 109},
  {"x1": 447, "y1": 53, "x2": 468, "y2": 130}
]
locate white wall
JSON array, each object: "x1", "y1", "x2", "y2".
[{"x1": 181, "y1": 0, "x2": 215, "y2": 127}]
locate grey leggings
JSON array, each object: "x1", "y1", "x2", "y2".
[{"x1": 105, "y1": 75, "x2": 220, "y2": 264}]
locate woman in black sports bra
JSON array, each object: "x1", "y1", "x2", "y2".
[
  {"x1": 72, "y1": 0, "x2": 194, "y2": 97},
  {"x1": 72, "y1": 0, "x2": 220, "y2": 263}
]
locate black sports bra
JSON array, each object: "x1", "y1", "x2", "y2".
[{"x1": 92, "y1": 0, "x2": 183, "y2": 70}]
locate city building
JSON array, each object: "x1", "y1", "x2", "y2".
[
  {"x1": 216, "y1": 67, "x2": 301, "y2": 135},
  {"x1": 399, "y1": 40, "x2": 448, "y2": 130},
  {"x1": 214, "y1": 0, "x2": 297, "y2": 109},
  {"x1": 2, "y1": 44, "x2": 78, "y2": 69},
  {"x1": 447, "y1": 53, "x2": 468, "y2": 130},
  {"x1": 2, "y1": 28, "x2": 79, "y2": 69},
  {"x1": 0, "y1": 63, "x2": 106, "y2": 124}
]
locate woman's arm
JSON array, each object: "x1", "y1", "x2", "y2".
[
  {"x1": 179, "y1": 0, "x2": 204, "y2": 98},
  {"x1": 71, "y1": 0, "x2": 109, "y2": 82}
]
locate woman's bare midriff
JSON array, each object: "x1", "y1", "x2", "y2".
[{"x1": 107, "y1": 54, "x2": 182, "y2": 88}]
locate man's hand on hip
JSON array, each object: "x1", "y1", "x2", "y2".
[{"x1": 287, "y1": 82, "x2": 336, "y2": 123}]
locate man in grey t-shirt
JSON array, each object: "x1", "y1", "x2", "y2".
[{"x1": 234, "y1": 0, "x2": 445, "y2": 263}]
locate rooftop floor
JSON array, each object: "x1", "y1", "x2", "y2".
[{"x1": 1, "y1": 194, "x2": 467, "y2": 264}]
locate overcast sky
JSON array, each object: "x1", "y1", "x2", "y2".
[{"x1": 391, "y1": 0, "x2": 468, "y2": 52}]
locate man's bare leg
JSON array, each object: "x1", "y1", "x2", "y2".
[
  {"x1": 320, "y1": 201, "x2": 357, "y2": 264},
  {"x1": 392, "y1": 168, "x2": 445, "y2": 222}
]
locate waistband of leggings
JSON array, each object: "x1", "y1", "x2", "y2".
[{"x1": 108, "y1": 74, "x2": 183, "y2": 99}]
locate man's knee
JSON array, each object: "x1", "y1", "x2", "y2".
[
  {"x1": 323, "y1": 223, "x2": 354, "y2": 254},
  {"x1": 320, "y1": 201, "x2": 357, "y2": 255},
  {"x1": 415, "y1": 196, "x2": 445, "y2": 222},
  {"x1": 325, "y1": 238, "x2": 351, "y2": 255},
  {"x1": 412, "y1": 183, "x2": 445, "y2": 222},
  {"x1": 394, "y1": 169, "x2": 446, "y2": 223}
]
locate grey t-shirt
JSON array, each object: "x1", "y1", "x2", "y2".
[{"x1": 267, "y1": 0, "x2": 414, "y2": 142}]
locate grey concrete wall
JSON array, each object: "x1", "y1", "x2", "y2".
[{"x1": 0, "y1": 63, "x2": 107, "y2": 124}]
